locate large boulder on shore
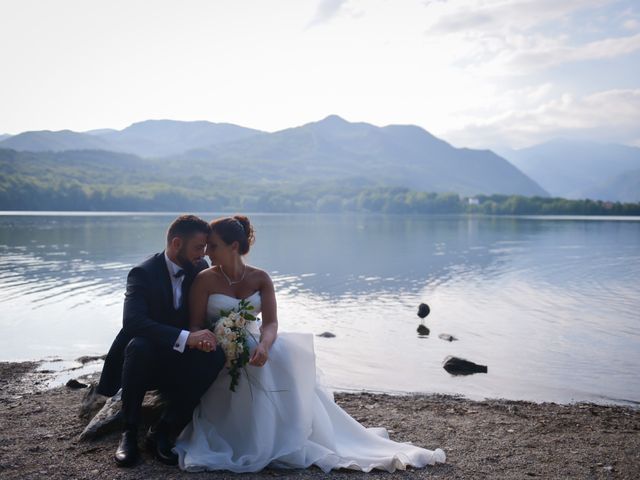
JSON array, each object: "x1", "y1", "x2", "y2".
[
  {"x1": 442, "y1": 356, "x2": 487, "y2": 375},
  {"x1": 78, "y1": 387, "x2": 168, "y2": 441},
  {"x1": 79, "y1": 384, "x2": 107, "y2": 419}
]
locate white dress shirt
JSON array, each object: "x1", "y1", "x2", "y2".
[{"x1": 164, "y1": 252, "x2": 190, "y2": 353}]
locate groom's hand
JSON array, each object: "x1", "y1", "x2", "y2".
[{"x1": 187, "y1": 330, "x2": 217, "y2": 352}]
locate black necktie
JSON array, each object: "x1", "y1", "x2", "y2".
[{"x1": 174, "y1": 269, "x2": 185, "y2": 278}]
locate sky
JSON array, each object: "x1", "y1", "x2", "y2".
[{"x1": 1, "y1": 0, "x2": 639, "y2": 149}]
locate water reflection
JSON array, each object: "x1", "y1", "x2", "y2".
[{"x1": 0, "y1": 213, "x2": 639, "y2": 405}]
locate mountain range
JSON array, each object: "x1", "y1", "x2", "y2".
[
  {"x1": 3, "y1": 117, "x2": 640, "y2": 203},
  {"x1": 499, "y1": 139, "x2": 640, "y2": 202},
  {"x1": 0, "y1": 116, "x2": 546, "y2": 199},
  {"x1": 0, "y1": 120, "x2": 263, "y2": 157}
]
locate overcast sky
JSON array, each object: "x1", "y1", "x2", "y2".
[{"x1": 1, "y1": 0, "x2": 639, "y2": 149}]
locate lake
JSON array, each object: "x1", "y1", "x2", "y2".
[{"x1": 0, "y1": 212, "x2": 639, "y2": 405}]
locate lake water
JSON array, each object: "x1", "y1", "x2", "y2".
[{"x1": 1, "y1": 212, "x2": 639, "y2": 405}]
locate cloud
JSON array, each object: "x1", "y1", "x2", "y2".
[
  {"x1": 623, "y1": 18, "x2": 640, "y2": 30},
  {"x1": 486, "y1": 32, "x2": 640, "y2": 74},
  {"x1": 307, "y1": 0, "x2": 349, "y2": 28},
  {"x1": 443, "y1": 89, "x2": 640, "y2": 148},
  {"x1": 426, "y1": 0, "x2": 613, "y2": 35},
  {"x1": 423, "y1": 0, "x2": 640, "y2": 75}
]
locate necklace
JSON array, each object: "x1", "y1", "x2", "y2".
[{"x1": 220, "y1": 265, "x2": 246, "y2": 286}]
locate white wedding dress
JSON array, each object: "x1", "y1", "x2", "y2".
[{"x1": 174, "y1": 291, "x2": 445, "y2": 473}]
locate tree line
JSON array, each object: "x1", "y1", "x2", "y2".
[{"x1": 1, "y1": 176, "x2": 638, "y2": 215}]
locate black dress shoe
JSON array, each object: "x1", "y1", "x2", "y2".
[
  {"x1": 146, "y1": 426, "x2": 178, "y2": 465},
  {"x1": 114, "y1": 430, "x2": 139, "y2": 467}
]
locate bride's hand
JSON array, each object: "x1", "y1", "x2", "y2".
[
  {"x1": 249, "y1": 343, "x2": 269, "y2": 367},
  {"x1": 187, "y1": 329, "x2": 217, "y2": 352}
]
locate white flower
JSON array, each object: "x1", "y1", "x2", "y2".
[
  {"x1": 236, "y1": 317, "x2": 246, "y2": 328},
  {"x1": 222, "y1": 317, "x2": 233, "y2": 328},
  {"x1": 223, "y1": 327, "x2": 232, "y2": 336},
  {"x1": 228, "y1": 311, "x2": 241, "y2": 323},
  {"x1": 214, "y1": 323, "x2": 225, "y2": 336}
]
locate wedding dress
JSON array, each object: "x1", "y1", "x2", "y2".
[{"x1": 174, "y1": 291, "x2": 445, "y2": 473}]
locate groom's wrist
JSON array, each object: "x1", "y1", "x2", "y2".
[{"x1": 173, "y1": 330, "x2": 190, "y2": 353}]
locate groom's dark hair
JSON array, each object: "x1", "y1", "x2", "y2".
[{"x1": 166, "y1": 215, "x2": 210, "y2": 244}]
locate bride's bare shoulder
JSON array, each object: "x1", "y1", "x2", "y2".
[
  {"x1": 246, "y1": 266, "x2": 273, "y2": 285},
  {"x1": 195, "y1": 266, "x2": 223, "y2": 285},
  {"x1": 196, "y1": 266, "x2": 216, "y2": 278}
]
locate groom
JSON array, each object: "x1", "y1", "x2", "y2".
[{"x1": 97, "y1": 215, "x2": 226, "y2": 467}]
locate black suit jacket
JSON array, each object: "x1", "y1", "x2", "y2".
[{"x1": 97, "y1": 252, "x2": 208, "y2": 396}]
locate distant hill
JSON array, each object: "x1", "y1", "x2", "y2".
[
  {"x1": 175, "y1": 115, "x2": 548, "y2": 197},
  {"x1": 84, "y1": 128, "x2": 118, "y2": 136},
  {"x1": 587, "y1": 168, "x2": 640, "y2": 203},
  {"x1": 0, "y1": 134, "x2": 11, "y2": 142},
  {"x1": 0, "y1": 148, "x2": 180, "y2": 211},
  {"x1": 0, "y1": 120, "x2": 264, "y2": 157},
  {"x1": 0, "y1": 130, "x2": 112, "y2": 152},
  {"x1": 96, "y1": 119, "x2": 265, "y2": 157},
  {"x1": 3, "y1": 147, "x2": 634, "y2": 214},
  {"x1": 503, "y1": 139, "x2": 640, "y2": 201},
  {"x1": 0, "y1": 115, "x2": 551, "y2": 210}
]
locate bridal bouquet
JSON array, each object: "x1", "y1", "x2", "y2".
[{"x1": 212, "y1": 299, "x2": 257, "y2": 391}]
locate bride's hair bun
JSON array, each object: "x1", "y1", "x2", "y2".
[
  {"x1": 210, "y1": 215, "x2": 255, "y2": 255},
  {"x1": 233, "y1": 215, "x2": 255, "y2": 250}
]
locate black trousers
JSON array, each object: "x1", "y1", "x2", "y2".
[{"x1": 121, "y1": 336, "x2": 225, "y2": 433}]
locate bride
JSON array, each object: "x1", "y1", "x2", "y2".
[{"x1": 174, "y1": 215, "x2": 446, "y2": 473}]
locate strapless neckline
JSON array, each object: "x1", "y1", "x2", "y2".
[{"x1": 209, "y1": 291, "x2": 260, "y2": 302}]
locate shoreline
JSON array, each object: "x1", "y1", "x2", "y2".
[
  {"x1": 2, "y1": 211, "x2": 640, "y2": 220},
  {"x1": 1, "y1": 361, "x2": 639, "y2": 479},
  {"x1": 17, "y1": 356, "x2": 640, "y2": 408}
]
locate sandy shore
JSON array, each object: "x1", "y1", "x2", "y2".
[{"x1": 1, "y1": 361, "x2": 639, "y2": 479}]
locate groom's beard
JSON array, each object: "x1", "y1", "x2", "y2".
[{"x1": 176, "y1": 247, "x2": 198, "y2": 273}]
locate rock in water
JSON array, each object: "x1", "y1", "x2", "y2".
[
  {"x1": 417, "y1": 303, "x2": 430, "y2": 318},
  {"x1": 442, "y1": 356, "x2": 487, "y2": 375},
  {"x1": 438, "y1": 333, "x2": 458, "y2": 342},
  {"x1": 317, "y1": 331, "x2": 336, "y2": 338},
  {"x1": 417, "y1": 324, "x2": 430, "y2": 335},
  {"x1": 75, "y1": 354, "x2": 107, "y2": 364}
]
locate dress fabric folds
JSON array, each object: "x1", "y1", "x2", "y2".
[{"x1": 175, "y1": 291, "x2": 446, "y2": 473}]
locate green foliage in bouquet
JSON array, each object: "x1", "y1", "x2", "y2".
[{"x1": 212, "y1": 299, "x2": 257, "y2": 392}]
